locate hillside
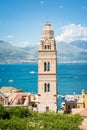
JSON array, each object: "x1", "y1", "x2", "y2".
[
  {"x1": 57, "y1": 40, "x2": 87, "y2": 63},
  {"x1": 0, "y1": 40, "x2": 87, "y2": 63},
  {"x1": 22, "y1": 40, "x2": 87, "y2": 63},
  {"x1": 0, "y1": 41, "x2": 37, "y2": 63}
]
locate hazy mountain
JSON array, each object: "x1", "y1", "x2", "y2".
[
  {"x1": 21, "y1": 45, "x2": 38, "y2": 57},
  {"x1": 0, "y1": 40, "x2": 87, "y2": 63},
  {"x1": 0, "y1": 40, "x2": 37, "y2": 63},
  {"x1": 57, "y1": 40, "x2": 87, "y2": 63},
  {"x1": 71, "y1": 40, "x2": 87, "y2": 50}
]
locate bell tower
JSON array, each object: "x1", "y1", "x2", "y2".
[{"x1": 38, "y1": 23, "x2": 58, "y2": 112}]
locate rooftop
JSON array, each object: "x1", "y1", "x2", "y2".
[
  {"x1": 42, "y1": 23, "x2": 53, "y2": 31},
  {"x1": 0, "y1": 86, "x2": 23, "y2": 93}
]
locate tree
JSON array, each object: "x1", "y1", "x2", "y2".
[{"x1": 0, "y1": 104, "x2": 9, "y2": 119}]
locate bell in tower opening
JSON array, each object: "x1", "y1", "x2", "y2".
[{"x1": 38, "y1": 23, "x2": 58, "y2": 112}]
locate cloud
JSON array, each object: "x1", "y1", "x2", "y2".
[
  {"x1": 56, "y1": 24, "x2": 87, "y2": 43},
  {"x1": 5, "y1": 35, "x2": 14, "y2": 39},
  {"x1": 18, "y1": 41, "x2": 29, "y2": 47}
]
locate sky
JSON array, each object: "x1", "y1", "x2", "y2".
[{"x1": 0, "y1": 0, "x2": 87, "y2": 47}]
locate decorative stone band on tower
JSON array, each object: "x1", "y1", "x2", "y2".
[{"x1": 38, "y1": 23, "x2": 58, "y2": 112}]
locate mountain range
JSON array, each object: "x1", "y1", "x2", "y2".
[
  {"x1": 0, "y1": 40, "x2": 87, "y2": 63},
  {"x1": 57, "y1": 40, "x2": 87, "y2": 63},
  {"x1": 0, "y1": 41, "x2": 37, "y2": 63}
]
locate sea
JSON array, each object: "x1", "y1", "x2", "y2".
[{"x1": 0, "y1": 63, "x2": 87, "y2": 109}]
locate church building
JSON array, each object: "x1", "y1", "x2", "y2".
[{"x1": 38, "y1": 23, "x2": 58, "y2": 112}]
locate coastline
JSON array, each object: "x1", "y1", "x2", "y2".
[{"x1": 0, "y1": 61, "x2": 87, "y2": 65}]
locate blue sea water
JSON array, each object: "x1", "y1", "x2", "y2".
[{"x1": 0, "y1": 63, "x2": 87, "y2": 108}]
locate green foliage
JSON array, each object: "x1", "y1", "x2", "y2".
[
  {"x1": 0, "y1": 104, "x2": 9, "y2": 119},
  {"x1": 0, "y1": 117, "x2": 27, "y2": 130},
  {"x1": 7, "y1": 106, "x2": 31, "y2": 118},
  {"x1": 0, "y1": 104, "x2": 83, "y2": 130}
]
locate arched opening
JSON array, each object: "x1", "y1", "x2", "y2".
[
  {"x1": 44, "y1": 83, "x2": 50, "y2": 92},
  {"x1": 44, "y1": 62, "x2": 50, "y2": 71},
  {"x1": 45, "y1": 45, "x2": 47, "y2": 49},
  {"x1": 48, "y1": 62, "x2": 50, "y2": 71},
  {"x1": 44, "y1": 62, "x2": 46, "y2": 71},
  {"x1": 48, "y1": 83, "x2": 50, "y2": 92},
  {"x1": 44, "y1": 83, "x2": 46, "y2": 92}
]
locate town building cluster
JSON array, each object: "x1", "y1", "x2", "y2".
[
  {"x1": 0, "y1": 86, "x2": 38, "y2": 110},
  {"x1": 62, "y1": 90, "x2": 87, "y2": 116}
]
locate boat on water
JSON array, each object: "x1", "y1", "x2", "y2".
[
  {"x1": 58, "y1": 95, "x2": 65, "y2": 99},
  {"x1": 29, "y1": 71, "x2": 35, "y2": 74},
  {"x1": 61, "y1": 95, "x2": 65, "y2": 99},
  {"x1": 8, "y1": 79, "x2": 14, "y2": 83}
]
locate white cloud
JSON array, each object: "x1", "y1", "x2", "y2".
[
  {"x1": 18, "y1": 41, "x2": 29, "y2": 47},
  {"x1": 56, "y1": 24, "x2": 87, "y2": 43},
  {"x1": 5, "y1": 35, "x2": 14, "y2": 39}
]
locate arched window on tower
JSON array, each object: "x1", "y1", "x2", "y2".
[
  {"x1": 47, "y1": 45, "x2": 50, "y2": 49},
  {"x1": 44, "y1": 43, "x2": 51, "y2": 50},
  {"x1": 48, "y1": 83, "x2": 50, "y2": 92},
  {"x1": 45, "y1": 45, "x2": 47, "y2": 49},
  {"x1": 44, "y1": 62, "x2": 46, "y2": 71},
  {"x1": 44, "y1": 83, "x2": 50, "y2": 92},
  {"x1": 44, "y1": 83, "x2": 46, "y2": 92},
  {"x1": 44, "y1": 62, "x2": 50, "y2": 71},
  {"x1": 48, "y1": 62, "x2": 50, "y2": 71}
]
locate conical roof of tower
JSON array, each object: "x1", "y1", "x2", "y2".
[
  {"x1": 41, "y1": 23, "x2": 54, "y2": 39},
  {"x1": 42, "y1": 23, "x2": 53, "y2": 31}
]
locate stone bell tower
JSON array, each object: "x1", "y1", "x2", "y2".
[{"x1": 38, "y1": 23, "x2": 58, "y2": 112}]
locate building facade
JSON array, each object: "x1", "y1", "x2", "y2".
[
  {"x1": 38, "y1": 23, "x2": 58, "y2": 112},
  {"x1": 63, "y1": 90, "x2": 87, "y2": 113},
  {"x1": 0, "y1": 87, "x2": 38, "y2": 110}
]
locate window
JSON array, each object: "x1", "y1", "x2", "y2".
[
  {"x1": 46, "y1": 106, "x2": 49, "y2": 111},
  {"x1": 48, "y1": 62, "x2": 50, "y2": 71},
  {"x1": 44, "y1": 62, "x2": 46, "y2": 71},
  {"x1": 44, "y1": 44, "x2": 51, "y2": 50},
  {"x1": 73, "y1": 105, "x2": 75, "y2": 108},
  {"x1": 44, "y1": 83, "x2": 46, "y2": 92},
  {"x1": 48, "y1": 45, "x2": 49, "y2": 49},
  {"x1": 45, "y1": 45, "x2": 47, "y2": 49},
  {"x1": 48, "y1": 83, "x2": 50, "y2": 92},
  {"x1": 44, "y1": 83, "x2": 50, "y2": 92},
  {"x1": 68, "y1": 105, "x2": 70, "y2": 110},
  {"x1": 44, "y1": 62, "x2": 50, "y2": 71}
]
